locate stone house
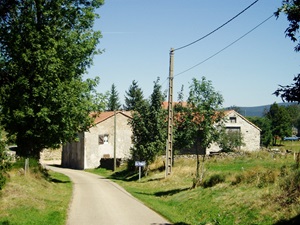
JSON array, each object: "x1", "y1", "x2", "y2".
[
  {"x1": 62, "y1": 108, "x2": 261, "y2": 169},
  {"x1": 62, "y1": 111, "x2": 132, "y2": 169},
  {"x1": 162, "y1": 102, "x2": 261, "y2": 154},
  {"x1": 206, "y1": 110, "x2": 261, "y2": 154}
]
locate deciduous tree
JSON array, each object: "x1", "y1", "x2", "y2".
[
  {"x1": 0, "y1": 0, "x2": 104, "y2": 158},
  {"x1": 266, "y1": 103, "x2": 292, "y2": 145},
  {"x1": 248, "y1": 116, "x2": 273, "y2": 147},
  {"x1": 274, "y1": 1, "x2": 300, "y2": 102},
  {"x1": 174, "y1": 77, "x2": 224, "y2": 187}
]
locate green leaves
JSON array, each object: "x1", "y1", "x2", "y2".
[
  {"x1": 129, "y1": 78, "x2": 167, "y2": 165},
  {"x1": 175, "y1": 77, "x2": 224, "y2": 152},
  {"x1": 0, "y1": 0, "x2": 104, "y2": 158}
]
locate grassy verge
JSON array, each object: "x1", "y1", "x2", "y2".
[
  {"x1": 89, "y1": 150, "x2": 300, "y2": 225},
  {"x1": 0, "y1": 161, "x2": 72, "y2": 225}
]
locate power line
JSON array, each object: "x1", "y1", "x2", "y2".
[
  {"x1": 174, "y1": 0, "x2": 260, "y2": 52},
  {"x1": 174, "y1": 14, "x2": 274, "y2": 78}
]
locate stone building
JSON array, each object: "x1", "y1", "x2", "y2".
[
  {"x1": 207, "y1": 110, "x2": 261, "y2": 154},
  {"x1": 62, "y1": 111, "x2": 132, "y2": 169}
]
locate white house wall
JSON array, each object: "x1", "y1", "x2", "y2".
[
  {"x1": 207, "y1": 111, "x2": 261, "y2": 154},
  {"x1": 84, "y1": 113, "x2": 132, "y2": 169}
]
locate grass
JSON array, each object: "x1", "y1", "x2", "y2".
[
  {"x1": 0, "y1": 161, "x2": 72, "y2": 225},
  {"x1": 0, "y1": 142, "x2": 299, "y2": 225},
  {"x1": 89, "y1": 150, "x2": 300, "y2": 225}
]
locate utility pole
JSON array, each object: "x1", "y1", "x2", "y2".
[{"x1": 166, "y1": 48, "x2": 174, "y2": 176}]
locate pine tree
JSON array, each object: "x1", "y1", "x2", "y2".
[
  {"x1": 129, "y1": 78, "x2": 166, "y2": 168},
  {"x1": 124, "y1": 80, "x2": 144, "y2": 111},
  {"x1": 107, "y1": 84, "x2": 121, "y2": 111}
]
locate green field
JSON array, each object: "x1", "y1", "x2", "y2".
[{"x1": 90, "y1": 147, "x2": 300, "y2": 225}]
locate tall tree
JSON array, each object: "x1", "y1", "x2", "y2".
[
  {"x1": 0, "y1": 0, "x2": 104, "y2": 158},
  {"x1": 174, "y1": 77, "x2": 224, "y2": 187},
  {"x1": 286, "y1": 104, "x2": 300, "y2": 135},
  {"x1": 248, "y1": 116, "x2": 273, "y2": 147},
  {"x1": 274, "y1": 1, "x2": 300, "y2": 102},
  {"x1": 124, "y1": 80, "x2": 144, "y2": 111},
  {"x1": 107, "y1": 83, "x2": 121, "y2": 111},
  {"x1": 266, "y1": 103, "x2": 292, "y2": 145},
  {"x1": 129, "y1": 78, "x2": 166, "y2": 170}
]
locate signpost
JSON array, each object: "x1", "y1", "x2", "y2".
[{"x1": 135, "y1": 161, "x2": 146, "y2": 181}]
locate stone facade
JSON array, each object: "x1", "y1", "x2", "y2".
[
  {"x1": 62, "y1": 109, "x2": 261, "y2": 169},
  {"x1": 62, "y1": 111, "x2": 132, "y2": 169},
  {"x1": 207, "y1": 110, "x2": 261, "y2": 154}
]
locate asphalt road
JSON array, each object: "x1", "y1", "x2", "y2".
[{"x1": 46, "y1": 164, "x2": 171, "y2": 225}]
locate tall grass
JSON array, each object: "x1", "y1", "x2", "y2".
[{"x1": 0, "y1": 159, "x2": 72, "y2": 225}]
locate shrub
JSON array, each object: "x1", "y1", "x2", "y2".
[
  {"x1": 202, "y1": 173, "x2": 226, "y2": 188},
  {"x1": 0, "y1": 139, "x2": 11, "y2": 190}
]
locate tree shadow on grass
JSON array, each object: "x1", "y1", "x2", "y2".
[
  {"x1": 135, "y1": 187, "x2": 190, "y2": 197},
  {"x1": 154, "y1": 187, "x2": 190, "y2": 197},
  {"x1": 273, "y1": 214, "x2": 300, "y2": 225},
  {"x1": 110, "y1": 170, "x2": 139, "y2": 181},
  {"x1": 48, "y1": 178, "x2": 71, "y2": 183}
]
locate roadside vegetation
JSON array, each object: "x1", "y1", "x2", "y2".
[
  {"x1": 0, "y1": 159, "x2": 72, "y2": 225},
  {"x1": 89, "y1": 145, "x2": 300, "y2": 225}
]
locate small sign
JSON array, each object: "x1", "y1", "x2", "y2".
[{"x1": 135, "y1": 161, "x2": 146, "y2": 167}]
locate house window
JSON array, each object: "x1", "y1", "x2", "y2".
[
  {"x1": 226, "y1": 127, "x2": 240, "y2": 133},
  {"x1": 229, "y1": 117, "x2": 237, "y2": 123},
  {"x1": 99, "y1": 134, "x2": 109, "y2": 145}
]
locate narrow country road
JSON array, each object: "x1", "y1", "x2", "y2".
[{"x1": 46, "y1": 164, "x2": 171, "y2": 225}]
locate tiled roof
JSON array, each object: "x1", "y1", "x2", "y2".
[{"x1": 91, "y1": 111, "x2": 132, "y2": 125}]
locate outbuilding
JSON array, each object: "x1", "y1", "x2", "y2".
[{"x1": 62, "y1": 111, "x2": 132, "y2": 169}]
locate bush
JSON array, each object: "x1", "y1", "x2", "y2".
[
  {"x1": 0, "y1": 139, "x2": 11, "y2": 190},
  {"x1": 202, "y1": 173, "x2": 226, "y2": 188}
]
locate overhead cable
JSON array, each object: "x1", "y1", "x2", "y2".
[
  {"x1": 174, "y1": 14, "x2": 274, "y2": 77},
  {"x1": 174, "y1": 0, "x2": 260, "y2": 52}
]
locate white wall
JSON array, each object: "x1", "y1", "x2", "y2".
[{"x1": 84, "y1": 112, "x2": 132, "y2": 169}]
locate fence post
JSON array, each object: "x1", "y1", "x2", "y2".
[{"x1": 24, "y1": 158, "x2": 29, "y2": 175}]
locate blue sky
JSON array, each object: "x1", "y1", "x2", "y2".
[{"x1": 85, "y1": 0, "x2": 300, "y2": 107}]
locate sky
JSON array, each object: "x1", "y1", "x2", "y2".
[{"x1": 84, "y1": 0, "x2": 300, "y2": 108}]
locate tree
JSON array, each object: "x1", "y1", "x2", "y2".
[
  {"x1": 286, "y1": 104, "x2": 300, "y2": 135},
  {"x1": 107, "y1": 84, "x2": 121, "y2": 111},
  {"x1": 266, "y1": 103, "x2": 292, "y2": 145},
  {"x1": 0, "y1": 0, "x2": 104, "y2": 158},
  {"x1": 274, "y1": 1, "x2": 300, "y2": 102},
  {"x1": 129, "y1": 78, "x2": 166, "y2": 171},
  {"x1": 174, "y1": 77, "x2": 224, "y2": 187},
  {"x1": 219, "y1": 129, "x2": 245, "y2": 152},
  {"x1": 124, "y1": 80, "x2": 144, "y2": 111},
  {"x1": 248, "y1": 116, "x2": 273, "y2": 147}
]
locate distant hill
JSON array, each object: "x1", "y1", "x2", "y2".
[{"x1": 226, "y1": 102, "x2": 298, "y2": 117}]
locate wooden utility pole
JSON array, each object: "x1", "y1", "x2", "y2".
[{"x1": 166, "y1": 48, "x2": 174, "y2": 176}]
